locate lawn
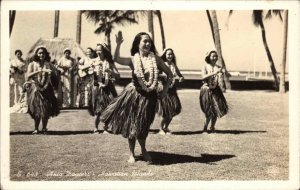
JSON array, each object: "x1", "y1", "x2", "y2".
[{"x1": 9, "y1": 89, "x2": 289, "y2": 181}]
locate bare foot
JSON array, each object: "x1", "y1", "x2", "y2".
[
  {"x1": 32, "y1": 130, "x2": 38, "y2": 135},
  {"x1": 103, "y1": 130, "x2": 110, "y2": 134},
  {"x1": 127, "y1": 156, "x2": 136, "y2": 163}
]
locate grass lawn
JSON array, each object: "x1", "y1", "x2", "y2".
[{"x1": 9, "y1": 89, "x2": 289, "y2": 181}]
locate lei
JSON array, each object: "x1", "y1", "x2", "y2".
[
  {"x1": 35, "y1": 62, "x2": 51, "y2": 91},
  {"x1": 93, "y1": 59, "x2": 109, "y2": 87},
  {"x1": 165, "y1": 62, "x2": 176, "y2": 88},
  {"x1": 133, "y1": 52, "x2": 158, "y2": 92}
]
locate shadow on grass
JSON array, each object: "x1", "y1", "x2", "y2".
[
  {"x1": 10, "y1": 130, "x2": 94, "y2": 136},
  {"x1": 136, "y1": 151, "x2": 235, "y2": 165},
  {"x1": 171, "y1": 130, "x2": 267, "y2": 135}
]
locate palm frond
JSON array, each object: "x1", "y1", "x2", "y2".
[
  {"x1": 94, "y1": 24, "x2": 106, "y2": 34},
  {"x1": 265, "y1": 10, "x2": 283, "y2": 21}
]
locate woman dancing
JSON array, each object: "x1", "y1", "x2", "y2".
[
  {"x1": 24, "y1": 46, "x2": 60, "y2": 134},
  {"x1": 88, "y1": 43, "x2": 119, "y2": 134},
  {"x1": 101, "y1": 31, "x2": 173, "y2": 163},
  {"x1": 199, "y1": 50, "x2": 228, "y2": 133},
  {"x1": 157, "y1": 48, "x2": 184, "y2": 135}
]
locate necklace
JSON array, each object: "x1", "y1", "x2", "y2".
[
  {"x1": 93, "y1": 58, "x2": 109, "y2": 87},
  {"x1": 133, "y1": 52, "x2": 158, "y2": 92}
]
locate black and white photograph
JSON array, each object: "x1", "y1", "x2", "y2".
[{"x1": 1, "y1": 0, "x2": 300, "y2": 190}]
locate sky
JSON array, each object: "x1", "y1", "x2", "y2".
[{"x1": 9, "y1": 10, "x2": 287, "y2": 72}]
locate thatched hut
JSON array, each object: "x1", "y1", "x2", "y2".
[
  {"x1": 26, "y1": 38, "x2": 86, "y2": 108},
  {"x1": 26, "y1": 38, "x2": 86, "y2": 62}
]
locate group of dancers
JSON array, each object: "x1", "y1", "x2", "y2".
[{"x1": 12, "y1": 31, "x2": 228, "y2": 163}]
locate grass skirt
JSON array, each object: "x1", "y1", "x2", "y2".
[
  {"x1": 156, "y1": 86, "x2": 182, "y2": 118},
  {"x1": 199, "y1": 84, "x2": 228, "y2": 118},
  {"x1": 87, "y1": 81, "x2": 116, "y2": 116},
  {"x1": 101, "y1": 83, "x2": 157, "y2": 139},
  {"x1": 26, "y1": 83, "x2": 60, "y2": 120}
]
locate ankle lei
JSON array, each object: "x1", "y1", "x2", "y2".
[{"x1": 133, "y1": 52, "x2": 158, "y2": 92}]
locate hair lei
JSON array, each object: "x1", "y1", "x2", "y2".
[{"x1": 133, "y1": 52, "x2": 158, "y2": 92}]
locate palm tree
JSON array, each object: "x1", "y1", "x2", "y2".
[
  {"x1": 227, "y1": 10, "x2": 283, "y2": 91},
  {"x1": 76, "y1": 10, "x2": 82, "y2": 44},
  {"x1": 54, "y1": 10, "x2": 60, "y2": 38},
  {"x1": 280, "y1": 10, "x2": 288, "y2": 93},
  {"x1": 9, "y1": 10, "x2": 16, "y2": 37},
  {"x1": 83, "y1": 10, "x2": 138, "y2": 51},
  {"x1": 206, "y1": 10, "x2": 231, "y2": 91},
  {"x1": 137, "y1": 10, "x2": 166, "y2": 50},
  {"x1": 147, "y1": 11, "x2": 155, "y2": 42},
  {"x1": 252, "y1": 10, "x2": 281, "y2": 91},
  {"x1": 155, "y1": 10, "x2": 166, "y2": 50}
]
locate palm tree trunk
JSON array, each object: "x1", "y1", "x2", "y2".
[
  {"x1": 76, "y1": 10, "x2": 82, "y2": 44},
  {"x1": 156, "y1": 10, "x2": 166, "y2": 50},
  {"x1": 280, "y1": 10, "x2": 288, "y2": 93},
  {"x1": 106, "y1": 33, "x2": 111, "y2": 52},
  {"x1": 147, "y1": 11, "x2": 154, "y2": 41},
  {"x1": 259, "y1": 21, "x2": 280, "y2": 91},
  {"x1": 9, "y1": 10, "x2": 16, "y2": 37},
  {"x1": 54, "y1": 10, "x2": 60, "y2": 38},
  {"x1": 208, "y1": 10, "x2": 231, "y2": 91}
]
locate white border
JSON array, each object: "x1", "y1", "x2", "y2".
[{"x1": 1, "y1": 1, "x2": 300, "y2": 190}]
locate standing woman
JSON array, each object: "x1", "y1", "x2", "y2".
[
  {"x1": 88, "y1": 43, "x2": 120, "y2": 134},
  {"x1": 77, "y1": 47, "x2": 95, "y2": 107},
  {"x1": 56, "y1": 48, "x2": 76, "y2": 108},
  {"x1": 24, "y1": 46, "x2": 60, "y2": 134},
  {"x1": 156, "y1": 48, "x2": 184, "y2": 135},
  {"x1": 199, "y1": 50, "x2": 228, "y2": 133},
  {"x1": 10, "y1": 49, "x2": 27, "y2": 106},
  {"x1": 101, "y1": 31, "x2": 173, "y2": 163}
]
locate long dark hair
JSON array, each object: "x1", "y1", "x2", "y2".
[
  {"x1": 161, "y1": 48, "x2": 177, "y2": 65},
  {"x1": 130, "y1": 32, "x2": 157, "y2": 56},
  {"x1": 32, "y1": 46, "x2": 51, "y2": 62}
]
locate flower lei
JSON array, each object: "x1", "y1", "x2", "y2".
[
  {"x1": 133, "y1": 52, "x2": 158, "y2": 92},
  {"x1": 93, "y1": 59, "x2": 109, "y2": 87},
  {"x1": 36, "y1": 62, "x2": 51, "y2": 91},
  {"x1": 165, "y1": 62, "x2": 176, "y2": 88}
]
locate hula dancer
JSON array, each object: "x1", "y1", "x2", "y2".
[
  {"x1": 24, "y1": 46, "x2": 60, "y2": 134},
  {"x1": 157, "y1": 48, "x2": 184, "y2": 135},
  {"x1": 199, "y1": 50, "x2": 228, "y2": 133},
  {"x1": 88, "y1": 43, "x2": 120, "y2": 134},
  {"x1": 101, "y1": 31, "x2": 173, "y2": 163}
]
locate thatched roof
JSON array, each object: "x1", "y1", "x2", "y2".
[{"x1": 26, "y1": 38, "x2": 86, "y2": 62}]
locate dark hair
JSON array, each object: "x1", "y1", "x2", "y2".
[
  {"x1": 32, "y1": 47, "x2": 51, "y2": 62},
  {"x1": 161, "y1": 48, "x2": 177, "y2": 65},
  {"x1": 86, "y1": 47, "x2": 96, "y2": 58},
  {"x1": 130, "y1": 32, "x2": 157, "y2": 56},
  {"x1": 205, "y1": 50, "x2": 218, "y2": 63},
  {"x1": 15, "y1": 49, "x2": 22, "y2": 56},
  {"x1": 96, "y1": 44, "x2": 114, "y2": 64}
]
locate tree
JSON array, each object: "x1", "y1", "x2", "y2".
[
  {"x1": 206, "y1": 10, "x2": 231, "y2": 91},
  {"x1": 54, "y1": 10, "x2": 60, "y2": 38},
  {"x1": 9, "y1": 10, "x2": 16, "y2": 37},
  {"x1": 83, "y1": 10, "x2": 138, "y2": 51},
  {"x1": 76, "y1": 10, "x2": 82, "y2": 44},
  {"x1": 155, "y1": 10, "x2": 166, "y2": 50},
  {"x1": 147, "y1": 11, "x2": 155, "y2": 42},
  {"x1": 227, "y1": 10, "x2": 283, "y2": 91},
  {"x1": 279, "y1": 10, "x2": 288, "y2": 93},
  {"x1": 137, "y1": 10, "x2": 166, "y2": 50}
]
